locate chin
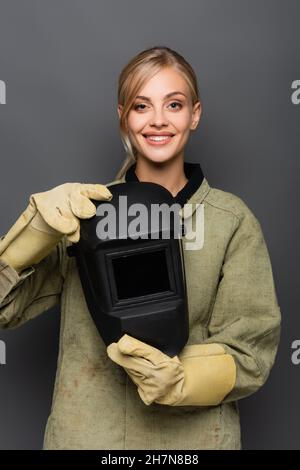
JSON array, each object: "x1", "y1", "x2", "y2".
[{"x1": 141, "y1": 152, "x2": 177, "y2": 165}]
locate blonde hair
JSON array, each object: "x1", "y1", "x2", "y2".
[{"x1": 115, "y1": 45, "x2": 201, "y2": 180}]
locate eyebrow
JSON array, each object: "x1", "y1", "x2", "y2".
[{"x1": 134, "y1": 91, "x2": 187, "y2": 101}]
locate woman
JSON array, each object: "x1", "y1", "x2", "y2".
[{"x1": 0, "y1": 46, "x2": 281, "y2": 450}]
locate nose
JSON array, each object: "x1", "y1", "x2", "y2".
[{"x1": 149, "y1": 106, "x2": 169, "y2": 127}]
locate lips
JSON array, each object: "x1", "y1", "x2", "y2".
[
  {"x1": 143, "y1": 133, "x2": 175, "y2": 137},
  {"x1": 144, "y1": 135, "x2": 173, "y2": 140},
  {"x1": 142, "y1": 133, "x2": 175, "y2": 146}
]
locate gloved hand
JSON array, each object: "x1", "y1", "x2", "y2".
[
  {"x1": 0, "y1": 183, "x2": 112, "y2": 273},
  {"x1": 107, "y1": 334, "x2": 236, "y2": 406}
]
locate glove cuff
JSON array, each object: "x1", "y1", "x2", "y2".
[
  {"x1": 174, "y1": 343, "x2": 236, "y2": 406},
  {"x1": 0, "y1": 203, "x2": 36, "y2": 257},
  {"x1": 0, "y1": 216, "x2": 62, "y2": 272}
]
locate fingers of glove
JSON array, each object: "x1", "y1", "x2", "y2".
[
  {"x1": 125, "y1": 371, "x2": 158, "y2": 406},
  {"x1": 137, "y1": 387, "x2": 156, "y2": 406},
  {"x1": 122, "y1": 368, "x2": 157, "y2": 405},
  {"x1": 143, "y1": 373, "x2": 184, "y2": 406},
  {"x1": 125, "y1": 356, "x2": 184, "y2": 400},
  {"x1": 124, "y1": 361, "x2": 184, "y2": 406},
  {"x1": 142, "y1": 361, "x2": 184, "y2": 387},
  {"x1": 124, "y1": 368, "x2": 145, "y2": 386},
  {"x1": 31, "y1": 194, "x2": 78, "y2": 234},
  {"x1": 57, "y1": 203, "x2": 81, "y2": 232},
  {"x1": 70, "y1": 183, "x2": 113, "y2": 219},
  {"x1": 124, "y1": 366, "x2": 148, "y2": 383},
  {"x1": 79, "y1": 184, "x2": 113, "y2": 201},
  {"x1": 153, "y1": 388, "x2": 182, "y2": 406},
  {"x1": 69, "y1": 189, "x2": 97, "y2": 219},
  {"x1": 107, "y1": 343, "x2": 153, "y2": 375},
  {"x1": 43, "y1": 206, "x2": 79, "y2": 234},
  {"x1": 136, "y1": 376, "x2": 173, "y2": 405},
  {"x1": 117, "y1": 334, "x2": 171, "y2": 366},
  {"x1": 66, "y1": 225, "x2": 80, "y2": 243}
]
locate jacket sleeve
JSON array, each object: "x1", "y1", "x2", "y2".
[
  {"x1": 0, "y1": 238, "x2": 64, "y2": 329},
  {"x1": 202, "y1": 204, "x2": 281, "y2": 403}
]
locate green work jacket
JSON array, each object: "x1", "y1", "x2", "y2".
[{"x1": 0, "y1": 164, "x2": 281, "y2": 449}]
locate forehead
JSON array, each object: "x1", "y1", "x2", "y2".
[{"x1": 136, "y1": 67, "x2": 189, "y2": 98}]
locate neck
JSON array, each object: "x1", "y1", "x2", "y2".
[{"x1": 135, "y1": 155, "x2": 188, "y2": 197}]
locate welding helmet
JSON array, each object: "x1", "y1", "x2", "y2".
[{"x1": 67, "y1": 181, "x2": 189, "y2": 357}]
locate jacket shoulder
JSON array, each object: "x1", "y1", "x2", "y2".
[{"x1": 204, "y1": 186, "x2": 259, "y2": 224}]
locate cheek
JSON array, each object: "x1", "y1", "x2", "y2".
[
  {"x1": 127, "y1": 113, "x2": 147, "y2": 133},
  {"x1": 174, "y1": 111, "x2": 193, "y2": 132}
]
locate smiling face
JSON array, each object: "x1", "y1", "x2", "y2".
[{"x1": 118, "y1": 66, "x2": 202, "y2": 165}]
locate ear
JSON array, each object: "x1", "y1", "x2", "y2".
[
  {"x1": 117, "y1": 104, "x2": 123, "y2": 120},
  {"x1": 190, "y1": 101, "x2": 202, "y2": 130}
]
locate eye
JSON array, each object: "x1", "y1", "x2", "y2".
[
  {"x1": 133, "y1": 101, "x2": 183, "y2": 111},
  {"x1": 134, "y1": 103, "x2": 147, "y2": 110},
  {"x1": 168, "y1": 101, "x2": 182, "y2": 110}
]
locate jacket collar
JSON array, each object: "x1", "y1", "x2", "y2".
[
  {"x1": 124, "y1": 161, "x2": 208, "y2": 208},
  {"x1": 114, "y1": 161, "x2": 211, "y2": 220}
]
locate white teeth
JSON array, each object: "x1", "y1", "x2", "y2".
[{"x1": 145, "y1": 135, "x2": 172, "y2": 141}]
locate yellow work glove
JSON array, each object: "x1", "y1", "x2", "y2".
[
  {"x1": 0, "y1": 182, "x2": 112, "y2": 273},
  {"x1": 107, "y1": 334, "x2": 236, "y2": 406}
]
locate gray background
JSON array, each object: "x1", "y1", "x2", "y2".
[{"x1": 0, "y1": 0, "x2": 298, "y2": 449}]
